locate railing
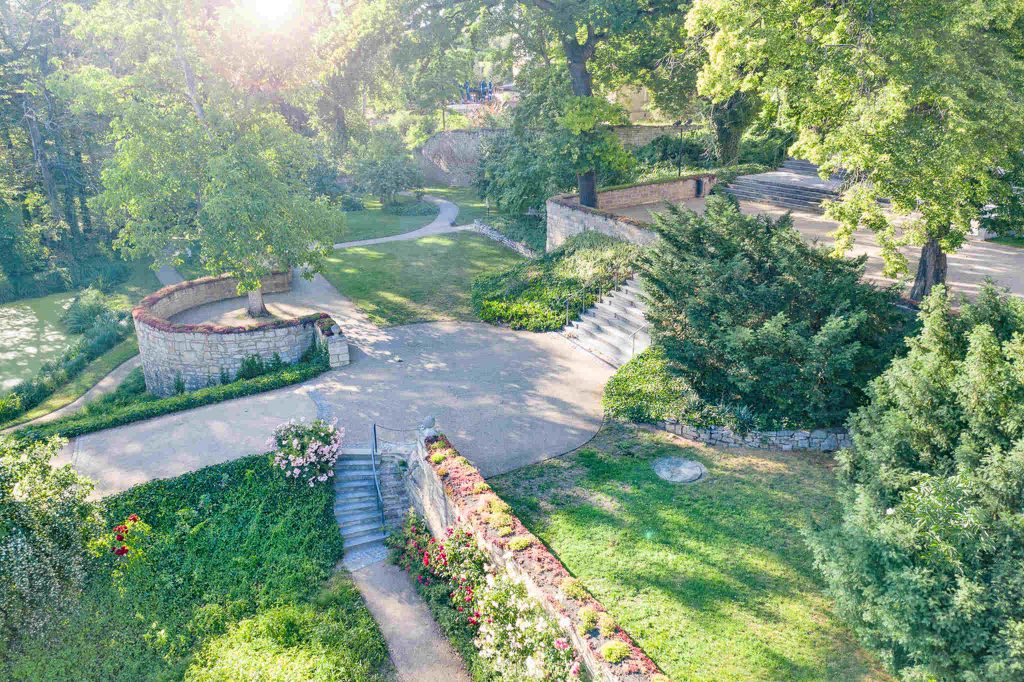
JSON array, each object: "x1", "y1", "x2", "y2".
[
  {"x1": 370, "y1": 422, "x2": 420, "y2": 530},
  {"x1": 628, "y1": 322, "x2": 650, "y2": 357},
  {"x1": 557, "y1": 271, "x2": 633, "y2": 327}
]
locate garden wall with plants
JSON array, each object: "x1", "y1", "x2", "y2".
[
  {"x1": 132, "y1": 272, "x2": 349, "y2": 396},
  {"x1": 404, "y1": 429, "x2": 667, "y2": 681},
  {"x1": 545, "y1": 173, "x2": 716, "y2": 251}
]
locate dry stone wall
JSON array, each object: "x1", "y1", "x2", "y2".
[
  {"x1": 132, "y1": 272, "x2": 349, "y2": 397},
  {"x1": 660, "y1": 419, "x2": 853, "y2": 452}
]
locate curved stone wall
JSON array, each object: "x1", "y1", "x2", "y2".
[{"x1": 132, "y1": 272, "x2": 336, "y2": 397}]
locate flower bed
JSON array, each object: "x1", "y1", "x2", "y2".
[{"x1": 405, "y1": 433, "x2": 668, "y2": 682}]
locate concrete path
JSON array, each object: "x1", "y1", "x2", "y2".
[
  {"x1": 333, "y1": 195, "x2": 469, "y2": 250},
  {"x1": 615, "y1": 197, "x2": 1024, "y2": 300},
  {"x1": 350, "y1": 561, "x2": 471, "y2": 682},
  {"x1": 155, "y1": 263, "x2": 184, "y2": 286}
]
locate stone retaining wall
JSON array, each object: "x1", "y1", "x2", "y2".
[
  {"x1": 545, "y1": 174, "x2": 716, "y2": 251},
  {"x1": 405, "y1": 429, "x2": 664, "y2": 682},
  {"x1": 132, "y1": 272, "x2": 350, "y2": 396},
  {"x1": 660, "y1": 418, "x2": 852, "y2": 452},
  {"x1": 418, "y1": 125, "x2": 697, "y2": 187},
  {"x1": 470, "y1": 220, "x2": 539, "y2": 258}
]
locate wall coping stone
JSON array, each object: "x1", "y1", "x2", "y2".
[{"x1": 406, "y1": 431, "x2": 664, "y2": 682}]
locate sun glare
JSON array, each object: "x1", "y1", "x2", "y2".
[{"x1": 239, "y1": 0, "x2": 297, "y2": 25}]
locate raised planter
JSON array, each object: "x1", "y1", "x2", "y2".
[{"x1": 132, "y1": 272, "x2": 349, "y2": 396}]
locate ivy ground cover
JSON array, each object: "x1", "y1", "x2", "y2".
[
  {"x1": 490, "y1": 423, "x2": 891, "y2": 682},
  {"x1": 5, "y1": 454, "x2": 389, "y2": 681}
]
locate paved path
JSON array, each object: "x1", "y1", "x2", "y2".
[
  {"x1": 350, "y1": 561, "x2": 471, "y2": 682},
  {"x1": 615, "y1": 197, "x2": 1024, "y2": 300},
  {"x1": 332, "y1": 195, "x2": 470, "y2": 250},
  {"x1": 59, "y1": 273, "x2": 613, "y2": 497}
]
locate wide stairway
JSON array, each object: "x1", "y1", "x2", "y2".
[
  {"x1": 564, "y1": 277, "x2": 650, "y2": 368},
  {"x1": 333, "y1": 448, "x2": 388, "y2": 558},
  {"x1": 724, "y1": 158, "x2": 840, "y2": 213}
]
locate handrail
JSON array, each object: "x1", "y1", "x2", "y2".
[
  {"x1": 628, "y1": 321, "x2": 650, "y2": 357},
  {"x1": 557, "y1": 271, "x2": 634, "y2": 327},
  {"x1": 370, "y1": 425, "x2": 386, "y2": 530}
]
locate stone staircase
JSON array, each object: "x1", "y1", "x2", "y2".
[
  {"x1": 724, "y1": 158, "x2": 840, "y2": 214},
  {"x1": 564, "y1": 277, "x2": 651, "y2": 368},
  {"x1": 334, "y1": 448, "x2": 387, "y2": 555}
]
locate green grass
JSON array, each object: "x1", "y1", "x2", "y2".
[
  {"x1": 490, "y1": 424, "x2": 890, "y2": 682},
  {"x1": 322, "y1": 232, "x2": 524, "y2": 326},
  {"x1": 423, "y1": 186, "x2": 492, "y2": 225},
  {"x1": 334, "y1": 197, "x2": 438, "y2": 243},
  {"x1": 5, "y1": 455, "x2": 389, "y2": 681},
  {"x1": 0, "y1": 337, "x2": 139, "y2": 429},
  {"x1": 990, "y1": 235, "x2": 1024, "y2": 248}
]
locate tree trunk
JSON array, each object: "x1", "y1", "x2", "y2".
[
  {"x1": 563, "y1": 39, "x2": 599, "y2": 208},
  {"x1": 710, "y1": 93, "x2": 760, "y2": 165},
  {"x1": 909, "y1": 237, "x2": 947, "y2": 301},
  {"x1": 578, "y1": 172, "x2": 598, "y2": 208},
  {"x1": 21, "y1": 99, "x2": 62, "y2": 220},
  {"x1": 247, "y1": 288, "x2": 269, "y2": 317}
]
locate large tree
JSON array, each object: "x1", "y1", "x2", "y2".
[
  {"x1": 688, "y1": 0, "x2": 1024, "y2": 300},
  {"x1": 66, "y1": 0, "x2": 335, "y2": 316}
]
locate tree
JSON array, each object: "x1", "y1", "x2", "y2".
[
  {"x1": 687, "y1": 0, "x2": 1024, "y2": 300},
  {"x1": 813, "y1": 284, "x2": 1024, "y2": 679},
  {"x1": 67, "y1": 0, "x2": 336, "y2": 317},
  {"x1": 348, "y1": 128, "x2": 422, "y2": 205},
  {"x1": 640, "y1": 194, "x2": 909, "y2": 428}
]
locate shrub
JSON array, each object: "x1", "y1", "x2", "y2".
[
  {"x1": 472, "y1": 481, "x2": 491, "y2": 494},
  {"x1": 61, "y1": 287, "x2": 110, "y2": 333},
  {"x1": 429, "y1": 452, "x2": 448, "y2": 465},
  {"x1": 0, "y1": 436, "x2": 100, "y2": 650},
  {"x1": 473, "y1": 231, "x2": 639, "y2": 331},
  {"x1": 560, "y1": 577, "x2": 589, "y2": 601},
  {"x1": 506, "y1": 536, "x2": 532, "y2": 551},
  {"x1": 338, "y1": 194, "x2": 365, "y2": 212},
  {"x1": 381, "y1": 198, "x2": 436, "y2": 217},
  {"x1": 577, "y1": 606, "x2": 599, "y2": 636},
  {"x1": 641, "y1": 194, "x2": 911, "y2": 429},
  {"x1": 600, "y1": 640, "x2": 631, "y2": 664},
  {"x1": 270, "y1": 419, "x2": 343, "y2": 487},
  {"x1": 348, "y1": 128, "x2": 422, "y2": 205},
  {"x1": 812, "y1": 284, "x2": 1024, "y2": 681},
  {"x1": 634, "y1": 132, "x2": 715, "y2": 169},
  {"x1": 597, "y1": 612, "x2": 617, "y2": 637}
]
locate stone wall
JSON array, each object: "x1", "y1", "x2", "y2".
[
  {"x1": 132, "y1": 272, "x2": 350, "y2": 397},
  {"x1": 469, "y1": 220, "x2": 539, "y2": 258},
  {"x1": 417, "y1": 125, "x2": 697, "y2": 187},
  {"x1": 660, "y1": 419, "x2": 853, "y2": 452},
  {"x1": 545, "y1": 173, "x2": 716, "y2": 251},
  {"x1": 405, "y1": 429, "x2": 664, "y2": 682}
]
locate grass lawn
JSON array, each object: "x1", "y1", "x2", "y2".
[
  {"x1": 423, "y1": 186, "x2": 492, "y2": 225},
  {"x1": 322, "y1": 232, "x2": 524, "y2": 326},
  {"x1": 490, "y1": 423, "x2": 889, "y2": 682},
  {"x1": 5, "y1": 455, "x2": 390, "y2": 681},
  {"x1": 990, "y1": 235, "x2": 1024, "y2": 248},
  {"x1": 0, "y1": 337, "x2": 139, "y2": 429},
  {"x1": 334, "y1": 197, "x2": 438, "y2": 243}
]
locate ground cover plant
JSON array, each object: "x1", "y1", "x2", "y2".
[
  {"x1": 2, "y1": 446, "x2": 388, "y2": 681},
  {"x1": 472, "y1": 232, "x2": 639, "y2": 331},
  {"x1": 490, "y1": 423, "x2": 890, "y2": 681},
  {"x1": 323, "y1": 232, "x2": 523, "y2": 326},
  {"x1": 813, "y1": 283, "x2": 1024, "y2": 681},
  {"x1": 14, "y1": 342, "x2": 328, "y2": 442},
  {"x1": 640, "y1": 195, "x2": 911, "y2": 429}
]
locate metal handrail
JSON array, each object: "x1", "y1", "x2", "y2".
[
  {"x1": 557, "y1": 271, "x2": 633, "y2": 327},
  {"x1": 370, "y1": 424, "x2": 387, "y2": 530},
  {"x1": 628, "y1": 322, "x2": 650, "y2": 357}
]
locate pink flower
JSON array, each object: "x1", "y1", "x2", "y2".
[
  {"x1": 570, "y1": 661, "x2": 580, "y2": 676},
  {"x1": 554, "y1": 638, "x2": 570, "y2": 651}
]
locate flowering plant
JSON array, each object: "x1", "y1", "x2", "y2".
[
  {"x1": 104, "y1": 513, "x2": 150, "y2": 591},
  {"x1": 270, "y1": 418, "x2": 343, "y2": 486}
]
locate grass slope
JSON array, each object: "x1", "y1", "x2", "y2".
[
  {"x1": 490, "y1": 424, "x2": 889, "y2": 682},
  {"x1": 6, "y1": 455, "x2": 389, "y2": 681},
  {"x1": 323, "y1": 232, "x2": 523, "y2": 326}
]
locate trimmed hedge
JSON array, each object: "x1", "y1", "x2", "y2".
[
  {"x1": 472, "y1": 232, "x2": 639, "y2": 332},
  {"x1": 15, "y1": 350, "x2": 328, "y2": 442}
]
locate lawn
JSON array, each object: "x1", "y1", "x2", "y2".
[
  {"x1": 423, "y1": 186, "x2": 492, "y2": 225},
  {"x1": 334, "y1": 197, "x2": 438, "y2": 243},
  {"x1": 490, "y1": 423, "x2": 889, "y2": 682},
  {"x1": 5, "y1": 454, "x2": 390, "y2": 681},
  {"x1": 322, "y1": 232, "x2": 524, "y2": 326},
  {"x1": 990, "y1": 235, "x2": 1024, "y2": 249}
]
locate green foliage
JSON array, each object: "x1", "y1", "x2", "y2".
[
  {"x1": 472, "y1": 232, "x2": 639, "y2": 331},
  {"x1": 0, "y1": 437, "x2": 100, "y2": 652},
  {"x1": 235, "y1": 353, "x2": 284, "y2": 381},
  {"x1": 813, "y1": 283, "x2": 1024, "y2": 681},
  {"x1": 641, "y1": 195, "x2": 910, "y2": 429},
  {"x1": 597, "y1": 613, "x2": 617, "y2": 637},
  {"x1": 381, "y1": 198, "x2": 436, "y2": 217},
  {"x1": 635, "y1": 132, "x2": 716, "y2": 169},
  {"x1": 506, "y1": 536, "x2": 532, "y2": 551},
  {"x1": 5, "y1": 453, "x2": 385, "y2": 680},
  {"x1": 14, "y1": 347, "x2": 328, "y2": 442},
  {"x1": 577, "y1": 606, "x2": 599, "y2": 636},
  {"x1": 600, "y1": 640, "x2": 630, "y2": 663},
  {"x1": 560, "y1": 577, "x2": 588, "y2": 601},
  {"x1": 348, "y1": 128, "x2": 423, "y2": 206},
  {"x1": 481, "y1": 214, "x2": 547, "y2": 254}
]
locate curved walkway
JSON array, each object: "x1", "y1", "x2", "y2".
[{"x1": 332, "y1": 195, "x2": 469, "y2": 250}]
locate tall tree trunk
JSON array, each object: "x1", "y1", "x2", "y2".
[
  {"x1": 21, "y1": 101, "x2": 62, "y2": 220},
  {"x1": 710, "y1": 93, "x2": 760, "y2": 165},
  {"x1": 247, "y1": 288, "x2": 269, "y2": 317},
  {"x1": 564, "y1": 39, "x2": 599, "y2": 208},
  {"x1": 909, "y1": 236, "x2": 947, "y2": 301},
  {"x1": 75, "y1": 152, "x2": 92, "y2": 231}
]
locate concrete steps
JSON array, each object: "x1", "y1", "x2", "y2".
[
  {"x1": 564, "y1": 277, "x2": 650, "y2": 368},
  {"x1": 334, "y1": 450, "x2": 388, "y2": 553}
]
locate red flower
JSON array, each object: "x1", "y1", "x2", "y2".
[
  {"x1": 127, "y1": 514, "x2": 140, "y2": 523},
  {"x1": 422, "y1": 552, "x2": 430, "y2": 567},
  {"x1": 113, "y1": 524, "x2": 128, "y2": 533},
  {"x1": 112, "y1": 546, "x2": 129, "y2": 556},
  {"x1": 115, "y1": 533, "x2": 124, "y2": 542}
]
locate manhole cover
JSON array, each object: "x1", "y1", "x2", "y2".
[{"x1": 653, "y1": 457, "x2": 707, "y2": 484}]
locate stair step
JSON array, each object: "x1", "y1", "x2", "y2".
[
  {"x1": 593, "y1": 300, "x2": 646, "y2": 327},
  {"x1": 341, "y1": 518, "x2": 384, "y2": 536},
  {"x1": 334, "y1": 478, "x2": 378, "y2": 492},
  {"x1": 728, "y1": 180, "x2": 837, "y2": 202},
  {"x1": 344, "y1": 533, "x2": 388, "y2": 551},
  {"x1": 337, "y1": 509, "x2": 383, "y2": 527},
  {"x1": 334, "y1": 498, "x2": 381, "y2": 515},
  {"x1": 568, "y1": 327, "x2": 634, "y2": 367}
]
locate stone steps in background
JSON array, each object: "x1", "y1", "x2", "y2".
[{"x1": 564, "y1": 277, "x2": 650, "y2": 368}]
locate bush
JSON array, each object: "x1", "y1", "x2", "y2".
[
  {"x1": 640, "y1": 194, "x2": 911, "y2": 429},
  {"x1": 634, "y1": 132, "x2": 715, "y2": 169},
  {"x1": 600, "y1": 640, "x2": 631, "y2": 664},
  {"x1": 270, "y1": 419, "x2": 343, "y2": 487},
  {"x1": 812, "y1": 284, "x2": 1024, "y2": 681},
  {"x1": 381, "y1": 198, "x2": 436, "y2": 217},
  {"x1": 0, "y1": 437, "x2": 100, "y2": 651},
  {"x1": 348, "y1": 128, "x2": 422, "y2": 205},
  {"x1": 472, "y1": 232, "x2": 639, "y2": 331},
  {"x1": 738, "y1": 126, "x2": 795, "y2": 168},
  {"x1": 338, "y1": 194, "x2": 365, "y2": 212},
  {"x1": 61, "y1": 288, "x2": 111, "y2": 333}
]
